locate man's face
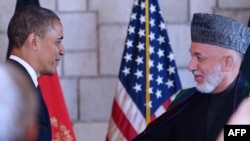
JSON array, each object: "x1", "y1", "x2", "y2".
[
  {"x1": 188, "y1": 43, "x2": 225, "y2": 93},
  {"x1": 36, "y1": 19, "x2": 64, "y2": 75}
]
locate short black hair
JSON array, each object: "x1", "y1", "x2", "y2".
[{"x1": 7, "y1": 5, "x2": 60, "y2": 49}]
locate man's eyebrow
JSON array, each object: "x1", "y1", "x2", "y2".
[{"x1": 193, "y1": 52, "x2": 201, "y2": 56}]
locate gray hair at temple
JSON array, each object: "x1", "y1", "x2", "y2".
[
  {"x1": 191, "y1": 13, "x2": 250, "y2": 54},
  {"x1": 0, "y1": 64, "x2": 38, "y2": 141}
]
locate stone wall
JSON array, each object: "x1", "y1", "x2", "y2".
[{"x1": 0, "y1": 0, "x2": 249, "y2": 140}]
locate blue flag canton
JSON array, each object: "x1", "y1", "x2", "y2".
[{"x1": 119, "y1": 0, "x2": 182, "y2": 117}]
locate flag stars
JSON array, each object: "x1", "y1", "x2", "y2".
[
  {"x1": 150, "y1": 19, "x2": 155, "y2": 27},
  {"x1": 155, "y1": 89, "x2": 162, "y2": 99},
  {"x1": 144, "y1": 101, "x2": 152, "y2": 108},
  {"x1": 133, "y1": 0, "x2": 139, "y2": 6},
  {"x1": 156, "y1": 76, "x2": 163, "y2": 85},
  {"x1": 149, "y1": 74, "x2": 153, "y2": 81},
  {"x1": 128, "y1": 25, "x2": 135, "y2": 35},
  {"x1": 138, "y1": 29, "x2": 145, "y2": 38},
  {"x1": 149, "y1": 60, "x2": 154, "y2": 68},
  {"x1": 130, "y1": 13, "x2": 137, "y2": 21},
  {"x1": 157, "y1": 63, "x2": 163, "y2": 72},
  {"x1": 140, "y1": 2, "x2": 145, "y2": 10},
  {"x1": 126, "y1": 39, "x2": 133, "y2": 48},
  {"x1": 148, "y1": 87, "x2": 153, "y2": 94},
  {"x1": 137, "y1": 42, "x2": 145, "y2": 51},
  {"x1": 122, "y1": 67, "x2": 130, "y2": 76},
  {"x1": 149, "y1": 32, "x2": 155, "y2": 41},
  {"x1": 157, "y1": 49, "x2": 164, "y2": 58},
  {"x1": 150, "y1": 4, "x2": 156, "y2": 13},
  {"x1": 133, "y1": 83, "x2": 142, "y2": 93},
  {"x1": 159, "y1": 11, "x2": 163, "y2": 16},
  {"x1": 140, "y1": 15, "x2": 145, "y2": 24},
  {"x1": 166, "y1": 79, "x2": 174, "y2": 88},
  {"x1": 124, "y1": 53, "x2": 132, "y2": 62},
  {"x1": 167, "y1": 66, "x2": 176, "y2": 75},
  {"x1": 149, "y1": 46, "x2": 155, "y2": 55},
  {"x1": 135, "y1": 56, "x2": 143, "y2": 65},
  {"x1": 157, "y1": 35, "x2": 165, "y2": 44},
  {"x1": 134, "y1": 69, "x2": 143, "y2": 79},
  {"x1": 159, "y1": 22, "x2": 166, "y2": 31},
  {"x1": 168, "y1": 52, "x2": 175, "y2": 61}
]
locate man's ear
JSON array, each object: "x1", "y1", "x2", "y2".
[
  {"x1": 222, "y1": 55, "x2": 234, "y2": 71},
  {"x1": 27, "y1": 33, "x2": 38, "y2": 51}
]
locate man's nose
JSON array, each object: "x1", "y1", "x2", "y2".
[
  {"x1": 59, "y1": 44, "x2": 65, "y2": 56},
  {"x1": 188, "y1": 58, "x2": 197, "y2": 72}
]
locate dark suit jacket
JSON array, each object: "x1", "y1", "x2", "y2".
[
  {"x1": 133, "y1": 74, "x2": 250, "y2": 141},
  {"x1": 6, "y1": 59, "x2": 52, "y2": 141}
]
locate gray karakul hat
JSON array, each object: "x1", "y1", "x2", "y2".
[{"x1": 191, "y1": 13, "x2": 250, "y2": 54}]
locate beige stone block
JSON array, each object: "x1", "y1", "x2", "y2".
[
  {"x1": 59, "y1": 13, "x2": 97, "y2": 51},
  {"x1": 58, "y1": 0, "x2": 87, "y2": 11},
  {"x1": 178, "y1": 68, "x2": 196, "y2": 89},
  {"x1": 64, "y1": 51, "x2": 98, "y2": 76},
  {"x1": 218, "y1": 0, "x2": 250, "y2": 8},
  {"x1": 40, "y1": 0, "x2": 56, "y2": 10},
  {"x1": 0, "y1": 0, "x2": 15, "y2": 31},
  {"x1": 89, "y1": 0, "x2": 133, "y2": 23},
  {"x1": 79, "y1": 78, "x2": 117, "y2": 122},
  {"x1": 60, "y1": 78, "x2": 78, "y2": 121},
  {"x1": 214, "y1": 10, "x2": 250, "y2": 25},
  {"x1": 99, "y1": 25, "x2": 127, "y2": 75},
  {"x1": 56, "y1": 62, "x2": 62, "y2": 77},
  {"x1": 167, "y1": 24, "x2": 191, "y2": 67},
  {"x1": 74, "y1": 122, "x2": 108, "y2": 141},
  {"x1": 159, "y1": 0, "x2": 189, "y2": 22},
  {"x1": 190, "y1": 0, "x2": 216, "y2": 19}
]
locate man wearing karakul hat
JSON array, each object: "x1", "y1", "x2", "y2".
[{"x1": 132, "y1": 13, "x2": 250, "y2": 141}]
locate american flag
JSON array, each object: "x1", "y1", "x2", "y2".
[{"x1": 106, "y1": 0, "x2": 182, "y2": 140}]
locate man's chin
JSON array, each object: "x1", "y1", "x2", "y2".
[
  {"x1": 196, "y1": 84, "x2": 214, "y2": 94},
  {"x1": 48, "y1": 71, "x2": 56, "y2": 76},
  {"x1": 41, "y1": 70, "x2": 56, "y2": 76}
]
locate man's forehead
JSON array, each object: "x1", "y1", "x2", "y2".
[
  {"x1": 190, "y1": 42, "x2": 227, "y2": 55},
  {"x1": 44, "y1": 21, "x2": 63, "y2": 37}
]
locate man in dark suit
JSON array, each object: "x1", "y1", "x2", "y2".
[
  {"x1": 133, "y1": 13, "x2": 250, "y2": 141},
  {"x1": 6, "y1": 5, "x2": 65, "y2": 141}
]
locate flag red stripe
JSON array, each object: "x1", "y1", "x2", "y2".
[
  {"x1": 112, "y1": 98, "x2": 138, "y2": 140},
  {"x1": 163, "y1": 99, "x2": 172, "y2": 109}
]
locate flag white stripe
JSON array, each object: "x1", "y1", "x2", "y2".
[
  {"x1": 115, "y1": 81, "x2": 147, "y2": 133},
  {"x1": 154, "y1": 105, "x2": 166, "y2": 117},
  {"x1": 107, "y1": 118, "x2": 126, "y2": 141}
]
